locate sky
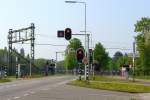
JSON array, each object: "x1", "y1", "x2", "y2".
[{"x1": 0, "y1": 0, "x2": 149, "y2": 60}]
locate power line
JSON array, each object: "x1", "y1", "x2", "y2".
[
  {"x1": 106, "y1": 48, "x2": 132, "y2": 51},
  {"x1": 16, "y1": 43, "x2": 132, "y2": 50},
  {"x1": 16, "y1": 43, "x2": 67, "y2": 46},
  {"x1": 35, "y1": 43, "x2": 67, "y2": 46}
]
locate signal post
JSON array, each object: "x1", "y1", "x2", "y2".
[{"x1": 57, "y1": 28, "x2": 90, "y2": 81}]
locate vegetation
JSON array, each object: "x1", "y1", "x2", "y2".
[
  {"x1": 0, "y1": 78, "x2": 12, "y2": 83},
  {"x1": 134, "y1": 17, "x2": 150, "y2": 75},
  {"x1": 64, "y1": 38, "x2": 83, "y2": 70},
  {"x1": 69, "y1": 80, "x2": 150, "y2": 93},
  {"x1": 89, "y1": 75, "x2": 135, "y2": 83},
  {"x1": 93, "y1": 42, "x2": 109, "y2": 71}
]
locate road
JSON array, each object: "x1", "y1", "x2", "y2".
[{"x1": 0, "y1": 75, "x2": 148, "y2": 100}]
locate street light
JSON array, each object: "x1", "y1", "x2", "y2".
[
  {"x1": 65, "y1": 0, "x2": 87, "y2": 52},
  {"x1": 65, "y1": 0, "x2": 88, "y2": 81},
  {"x1": 65, "y1": 1, "x2": 77, "y2": 3}
]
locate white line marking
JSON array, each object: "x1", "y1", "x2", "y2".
[
  {"x1": 23, "y1": 93, "x2": 29, "y2": 96},
  {"x1": 13, "y1": 96, "x2": 20, "y2": 99},
  {"x1": 29, "y1": 91, "x2": 35, "y2": 94}
]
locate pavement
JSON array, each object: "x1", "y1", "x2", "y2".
[{"x1": 0, "y1": 75, "x2": 149, "y2": 100}]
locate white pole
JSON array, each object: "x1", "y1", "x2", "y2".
[
  {"x1": 30, "y1": 60, "x2": 31, "y2": 77},
  {"x1": 133, "y1": 42, "x2": 135, "y2": 81}
]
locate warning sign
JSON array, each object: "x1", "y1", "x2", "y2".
[{"x1": 82, "y1": 57, "x2": 88, "y2": 65}]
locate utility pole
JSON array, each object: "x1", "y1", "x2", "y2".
[
  {"x1": 132, "y1": 42, "x2": 136, "y2": 82},
  {"x1": 65, "y1": 1, "x2": 88, "y2": 81},
  {"x1": 55, "y1": 52, "x2": 58, "y2": 73},
  {"x1": 86, "y1": 34, "x2": 90, "y2": 80},
  {"x1": 55, "y1": 51, "x2": 65, "y2": 73}
]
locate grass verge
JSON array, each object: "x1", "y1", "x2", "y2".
[
  {"x1": 136, "y1": 76, "x2": 150, "y2": 80},
  {"x1": 31, "y1": 74, "x2": 49, "y2": 78},
  {"x1": 69, "y1": 80, "x2": 150, "y2": 93},
  {"x1": 0, "y1": 78, "x2": 11, "y2": 83},
  {"x1": 90, "y1": 75, "x2": 138, "y2": 83}
]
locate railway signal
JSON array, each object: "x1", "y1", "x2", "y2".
[
  {"x1": 76, "y1": 48, "x2": 84, "y2": 63},
  {"x1": 65, "y1": 28, "x2": 72, "y2": 40}
]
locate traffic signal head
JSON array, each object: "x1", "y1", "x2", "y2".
[
  {"x1": 89, "y1": 49, "x2": 93, "y2": 64},
  {"x1": 57, "y1": 30, "x2": 64, "y2": 37},
  {"x1": 65, "y1": 28, "x2": 72, "y2": 40},
  {"x1": 76, "y1": 48, "x2": 84, "y2": 63}
]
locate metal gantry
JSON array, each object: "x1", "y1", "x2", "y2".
[{"x1": 8, "y1": 23, "x2": 35, "y2": 76}]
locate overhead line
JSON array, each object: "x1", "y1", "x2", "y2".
[{"x1": 16, "y1": 43, "x2": 67, "y2": 46}]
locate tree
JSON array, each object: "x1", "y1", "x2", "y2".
[
  {"x1": 64, "y1": 38, "x2": 83, "y2": 70},
  {"x1": 113, "y1": 51, "x2": 123, "y2": 61},
  {"x1": 112, "y1": 51, "x2": 123, "y2": 70},
  {"x1": 107, "y1": 57, "x2": 113, "y2": 71},
  {"x1": 34, "y1": 58, "x2": 46, "y2": 70},
  {"x1": 135, "y1": 17, "x2": 150, "y2": 32},
  {"x1": 134, "y1": 17, "x2": 150, "y2": 75},
  {"x1": 93, "y1": 42, "x2": 109, "y2": 71}
]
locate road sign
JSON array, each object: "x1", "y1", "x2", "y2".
[
  {"x1": 57, "y1": 30, "x2": 64, "y2": 37},
  {"x1": 65, "y1": 28, "x2": 72, "y2": 40},
  {"x1": 82, "y1": 57, "x2": 88, "y2": 65}
]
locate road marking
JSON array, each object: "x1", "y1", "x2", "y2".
[
  {"x1": 23, "y1": 93, "x2": 29, "y2": 96},
  {"x1": 52, "y1": 80, "x2": 69, "y2": 87},
  {"x1": 13, "y1": 96, "x2": 20, "y2": 99},
  {"x1": 29, "y1": 91, "x2": 35, "y2": 94},
  {"x1": 7, "y1": 98, "x2": 11, "y2": 100}
]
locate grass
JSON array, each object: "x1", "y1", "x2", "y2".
[
  {"x1": 90, "y1": 75, "x2": 137, "y2": 83},
  {"x1": 69, "y1": 80, "x2": 150, "y2": 93},
  {"x1": 31, "y1": 74, "x2": 47, "y2": 78},
  {"x1": 7, "y1": 76, "x2": 17, "y2": 81},
  {"x1": 0, "y1": 78, "x2": 11, "y2": 83},
  {"x1": 136, "y1": 75, "x2": 150, "y2": 80}
]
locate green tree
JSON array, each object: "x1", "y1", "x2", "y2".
[
  {"x1": 107, "y1": 57, "x2": 113, "y2": 71},
  {"x1": 93, "y1": 42, "x2": 109, "y2": 71},
  {"x1": 134, "y1": 17, "x2": 150, "y2": 75},
  {"x1": 113, "y1": 51, "x2": 123, "y2": 61},
  {"x1": 116, "y1": 54, "x2": 129, "y2": 68},
  {"x1": 64, "y1": 38, "x2": 83, "y2": 70},
  {"x1": 112, "y1": 51, "x2": 123, "y2": 70},
  {"x1": 34, "y1": 58, "x2": 46, "y2": 70}
]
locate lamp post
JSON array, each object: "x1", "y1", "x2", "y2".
[
  {"x1": 65, "y1": 1, "x2": 87, "y2": 50},
  {"x1": 65, "y1": 1, "x2": 88, "y2": 80},
  {"x1": 132, "y1": 41, "x2": 135, "y2": 82}
]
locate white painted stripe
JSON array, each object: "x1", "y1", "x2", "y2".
[
  {"x1": 13, "y1": 96, "x2": 20, "y2": 99},
  {"x1": 29, "y1": 91, "x2": 35, "y2": 94},
  {"x1": 23, "y1": 93, "x2": 29, "y2": 96}
]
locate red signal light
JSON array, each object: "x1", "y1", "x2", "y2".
[
  {"x1": 76, "y1": 48, "x2": 84, "y2": 63},
  {"x1": 65, "y1": 28, "x2": 72, "y2": 40}
]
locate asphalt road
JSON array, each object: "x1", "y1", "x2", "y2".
[{"x1": 0, "y1": 75, "x2": 148, "y2": 100}]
